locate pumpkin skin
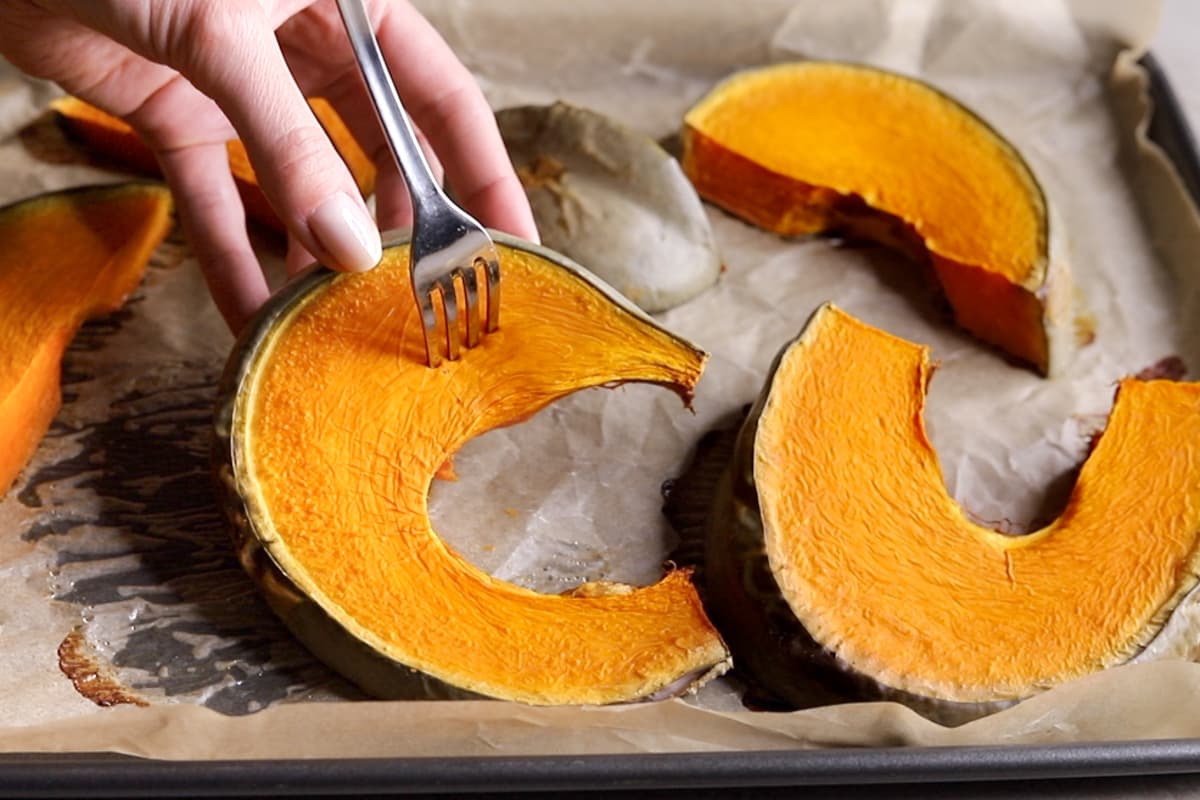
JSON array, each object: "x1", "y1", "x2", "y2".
[
  {"x1": 0, "y1": 183, "x2": 173, "y2": 496},
  {"x1": 681, "y1": 61, "x2": 1071, "y2": 375},
  {"x1": 702, "y1": 303, "x2": 1200, "y2": 714},
  {"x1": 213, "y1": 231, "x2": 730, "y2": 705},
  {"x1": 497, "y1": 101, "x2": 722, "y2": 312},
  {"x1": 51, "y1": 96, "x2": 375, "y2": 233}
]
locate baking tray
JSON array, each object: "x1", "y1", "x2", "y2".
[
  {"x1": 1, "y1": 54, "x2": 1199, "y2": 799},
  {"x1": 2, "y1": 738, "x2": 1200, "y2": 797}
]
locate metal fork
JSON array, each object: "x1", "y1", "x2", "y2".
[{"x1": 336, "y1": 0, "x2": 501, "y2": 367}]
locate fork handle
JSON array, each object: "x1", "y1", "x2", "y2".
[{"x1": 336, "y1": 0, "x2": 445, "y2": 215}]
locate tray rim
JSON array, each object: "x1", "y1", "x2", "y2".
[{"x1": 2, "y1": 737, "x2": 1200, "y2": 795}]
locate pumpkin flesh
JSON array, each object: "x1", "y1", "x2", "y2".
[
  {"x1": 0, "y1": 183, "x2": 174, "y2": 495},
  {"x1": 749, "y1": 304, "x2": 1200, "y2": 702},
  {"x1": 233, "y1": 240, "x2": 729, "y2": 704},
  {"x1": 682, "y1": 62, "x2": 1068, "y2": 374}
]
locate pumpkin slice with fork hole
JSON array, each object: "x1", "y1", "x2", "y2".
[{"x1": 214, "y1": 231, "x2": 730, "y2": 704}]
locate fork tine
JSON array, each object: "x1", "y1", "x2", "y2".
[
  {"x1": 480, "y1": 255, "x2": 499, "y2": 333},
  {"x1": 417, "y1": 289, "x2": 443, "y2": 368},
  {"x1": 453, "y1": 265, "x2": 482, "y2": 349},
  {"x1": 437, "y1": 279, "x2": 460, "y2": 362}
]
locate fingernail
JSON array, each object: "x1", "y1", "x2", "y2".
[{"x1": 309, "y1": 193, "x2": 381, "y2": 272}]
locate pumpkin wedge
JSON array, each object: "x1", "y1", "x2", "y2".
[
  {"x1": 704, "y1": 303, "x2": 1200, "y2": 711},
  {"x1": 497, "y1": 102, "x2": 722, "y2": 312},
  {"x1": 0, "y1": 183, "x2": 174, "y2": 496},
  {"x1": 213, "y1": 232, "x2": 730, "y2": 704},
  {"x1": 51, "y1": 96, "x2": 375, "y2": 233},
  {"x1": 682, "y1": 62, "x2": 1070, "y2": 375}
]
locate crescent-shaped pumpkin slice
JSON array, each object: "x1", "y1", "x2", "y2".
[
  {"x1": 1, "y1": 183, "x2": 174, "y2": 496},
  {"x1": 710, "y1": 303, "x2": 1200, "y2": 709},
  {"x1": 214, "y1": 233, "x2": 730, "y2": 705},
  {"x1": 51, "y1": 96, "x2": 375, "y2": 233},
  {"x1": 682, "y1": 61, "x2": 1071, "y2": 375}
]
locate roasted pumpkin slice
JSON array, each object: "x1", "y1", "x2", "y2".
[
  {"x1": 0, "y1": 183, "x2": 174, "y2": 495},
  {"x1": 214, "y1": 232, "x2": 730, "y2": 705},
  {"x1": 51, "y1": 96, "x2": 375, "y2": 233},
  {"x1": 682, "y1": 61, "x2": 1070, "y2": 374},
  {"x1": 706, "y1": 303, "x2": 1200, "y2": 711}
]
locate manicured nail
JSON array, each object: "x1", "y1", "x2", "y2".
[{"x1": 309, "y1": 193, "x2": 381, "y2": 272}]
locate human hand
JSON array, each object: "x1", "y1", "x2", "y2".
[{"x1": 0, "y1": 0, "x2": 538, "y2": 332}]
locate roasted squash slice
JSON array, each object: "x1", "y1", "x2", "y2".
[
  {"x1": 0, "y1": 183, "x2": 174, "y2": 496},
  {"x1": 682, "y1": 62, "x2": 1070, "y2": 374},
  {"x1": 51, "y1": 96, "x2": 375, "y2": 233},
  {"x1": 704, "y1": 303, "x2": 1200, "y2": 710},
  {"x1": 213, "y1": 232, "x2": 730, "y2": 704}
]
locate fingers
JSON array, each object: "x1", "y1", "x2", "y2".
[
  {"x1": 316, "y1": 72, "x2": 446, "y2": 233},
  {"x1": 276, "y1": 11, "x2": 449, "y2": 235},
  {"x1": 273, "y1": 0, "x2": 537, "y2": 242},
  {"x1": 156, "y1": 139, "x2": 268, "y2": 333},
  {"x1": 371, "y1": 2, "x2": 538, "y2": 242},
  {"x1": 310, "y1": 73, "x2": 420, "y2": 233},
  {"x1": 33, "y1": 0, "x2": 536, "y2": 336},
  {"x1": 0, "y1": 16, "x2": 271, "y2": 332},
  {"x1": 14, "y1": 2, "x2": 382, "y2": 330},
  {"x1": 285, "y1": 234, "x2": 317, "y2": 278},
  {"x1": 120, "y1": 2, "x2": 382, "y2": 274},
  {"x1": 372, "y1": 155, "x2": 414, "y2": 234}
]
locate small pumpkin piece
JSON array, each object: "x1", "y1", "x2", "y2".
[
  {"x1": 216, "y1": 233, "x2": 730, "y2": 705},
  {"x1": 498, "y1": 102, "x2": 722, "y2": 312},
  {"x1": 682, "y1": 62, "x2": 1070, "y2": 374},
  {"x1": 711, "y1": 303, "x2": 1200, "y2": 708},
  {"x1": 50, "y1": 96, "x2": 375, "y2": 232},
  {"x1": 0, "y1": 183, "x2": 174, "y2": 495}
]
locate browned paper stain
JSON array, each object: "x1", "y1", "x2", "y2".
[{"x1": 57, "y1": 627, "x2": 148, "y2": 708}]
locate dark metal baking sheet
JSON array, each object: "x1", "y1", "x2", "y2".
[
  {"x1": 1145, "y1": 53, "x2": 1200, "y2": 208},
  {"x1": 3, "y1": 54, "x2": 1200, "y2": 800},
  {"x1": 3, "y1": 738, "x2": 1200, "y2": 797}
]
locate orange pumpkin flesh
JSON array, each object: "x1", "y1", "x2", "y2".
[
  {"x1": 731, "y1": 304, "x2": 1200, "y2": 704},
  {"x1": 682, "y1": 62, "x2": 1069, "y2": 374},
  {"x1": 221, "y1": 235, "x2": 730, "y2": 704},
  {"x1": 0, "y1": 183, "x2": 174, "y2": 495},
  {"x1": 51, "y1": 96, "x2": 376, "y2": 233}
]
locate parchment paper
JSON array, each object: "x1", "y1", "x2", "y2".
[{"x1": 4, "y1": 0, "x2": 1200, "y2": 758}]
